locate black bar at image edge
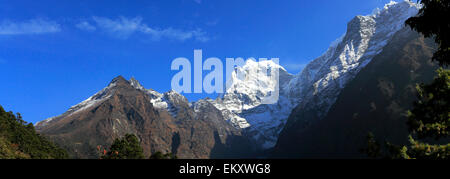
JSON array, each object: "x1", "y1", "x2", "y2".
[{"x1": 0, "y1": 159, "x2": 445, "y2": 177}]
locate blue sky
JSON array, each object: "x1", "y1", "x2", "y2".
[{"x1": 0, "y1": 0, "x2": 394, "y2": 123}]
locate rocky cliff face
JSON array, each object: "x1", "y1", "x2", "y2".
[
  {"x1": 36, "y1": 76, "x2": 250, "y2": 159},
  {"x1": 273, "y1": 27, "x2": 437, "y2": 158},
  {"x1": 284, "y1": 1, "x2": 420, "y2": 124}
]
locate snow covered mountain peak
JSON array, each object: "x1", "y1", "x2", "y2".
[
  {"x1": 129, "y1": 78, "x2": 189, "y2": 118},
  {"x1": 36, "y1": 76, "x2": 125, "y2": 126},
  {"x1": 287, "y1": 1, "x2": 419, "y2": 108},
  {"x1": 214, "y1": 59, "x2": 292, "y2": 115},
  {"x1": 212, "y1": 0, "x2": 421, "y2": 149},
  {"x1": 36, "y1": 76, "x2": 186, "y2": 127},
  {"x1": 223, "y1": 59, "x2": 292, "y2": 107},
  {"x1": 211, "y1": 59, "x2": 295, "y2": 147},
  {"x1": 129, "y1": 77, "x2": 145, "y2": 91},
  {"x1": 378, "y1": 0, "x2": 419, "y2": 16},
  {"x1": 64, "y1": 77, "x2": 124, "y2": 116}
]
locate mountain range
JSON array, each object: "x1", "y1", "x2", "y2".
[{"x1": 35, "y1": 1, "x2": 437, "y2": 158}]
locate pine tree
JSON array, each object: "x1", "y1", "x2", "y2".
[
  {"x1": 101, "y1": 134, "x2": 145, "y2": 159},
  {"x1": 0, "y1": 105, "x2": 69, "y2": 159},
  {"x1": 406, "y1": 0, "x2": 450, "y2": 67},
  {"x1": 400, "y1": 0, "x2": 450, "y2": 159},
  {"x1": 361, "y1": 133, "x2": 381, "y2": 158},
  {"x1": 407, "y1": 69, "x2": 449, "y2": 140},
  {"x1": 400, "y1": 69, "x2": 450, "y2": 159}
]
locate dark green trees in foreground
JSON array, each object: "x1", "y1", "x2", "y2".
[
  {"x1": 0, "y1": 105, "x2": 68, "y2": 159},
  {"x1": 101, "y1": 134, "x2": 145, "y2": 159},
  {"x1": 365, "y1": 0, "x2": 450, "y2": 159},
  {"x1": 405, "y1": 0, "x2": 450, "y2": 67},
  {"x1": 101, "y1": 133, "x2": 176, "y2": 159},
  {"x1": 365, "y1": 69, "x2": 450, "y2": 159},
  {"x1": 385, "y1": 69, "x2": 450, "y2": 159},
  {"x1": 394, "y1": 0, "x2": 450, "y2": 159},
  {"x1": 403, "y1": 69, "x2": 450, "y2": 158}
]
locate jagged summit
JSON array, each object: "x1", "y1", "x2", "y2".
[
  {"x1": 111, "y1": 75, "x2": 127, "y2": 83},
  {"x1": 274, "y1": 5, "x2": 436, "y2": 158},
  {"x1": 38, "y1": 76, "x2": 190, "y2": 127},
  {"x1": 129, "y1": 76, "x2": 146, "y2": 90},
  {"x1": 36, "y1": 76, "x2": 149, "y2": 127},
  {"x1": 211, "y1": 58, "x2": 295, "y2": 148},
  {"x1": 286, "y1": 0, "x2": 420, "y2": 117},
  {"x1": 36, "y1": 75, "x2": 248, "y2": 159}
]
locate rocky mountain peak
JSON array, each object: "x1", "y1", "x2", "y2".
[
  {"x1": 110, "y1": 75, "x2": 128, "y2": 85},
  {"x1": 129, "y1": 77, "x2": 145, "y2": 90}
]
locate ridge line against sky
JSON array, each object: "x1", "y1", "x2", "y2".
[{"x1": 0, "y1": 0, "x2": 396, "y2": 123}]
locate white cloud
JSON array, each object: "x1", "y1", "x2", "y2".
[
  {"x1": 91, "y1": 16, "x2": 209, "y2": 42},
  {"x1": 76, "y1": 21, "x2": 96, "y2": 31},
  {"x1": 92, "y1": 16, "x2": 141, "y2": 39},
  {"x1": 0, "y1": 17, "x2": 210, "y2": 42},
  {"x1": 0, "y1": 18, "x2": 61, "y2": 35},
  {"x1": 140, "y1": 26, "x2": 209, "y2": 42}
]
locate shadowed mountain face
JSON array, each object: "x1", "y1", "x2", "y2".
[
  {"x1": 36, "y1": 76, "x2": 252, "y2": 159},
  {"x1": 273, "y1": 27, "x2": 437, "y2": 158}
]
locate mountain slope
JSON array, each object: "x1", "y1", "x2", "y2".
[
  {"x1": 274, "y1": 27, "x2": 437, "y2": 158},
  {"x1": 211, "y1": 0, "x2": 421, "y2": 150},
  {"x1": 36, "y1": 76, "x2": 250, "y2": 159},
  {"x1": 284, "y1": 1, "x2": 420, "y2": 122}
]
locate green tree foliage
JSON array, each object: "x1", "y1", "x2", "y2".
[
  {"x1": 399, "y1": 69, "x2": 450, "y2": 159},
  {"x1": 406, "y1": 0, "x2": 450, "y2": 67},
  {"x1": 101, "y1": 134, "x2": 145, "y2": 159},
  {"x1": 0, "y1": 136, "x2": 30, "y2": 159},
  {"x1": 400, "y1": 0, "x2": 450, "y2": 159},
  {"x1": 364, "y1": 0, "x2": 450, "y2": 159},
  {"x1": 0, "y1": 105, "x2": 69, "y2": 159},
  {"x1": 407, "y1": 69, "x2": 450, "y2": 140},
  {"x1": 361, "y1": 133, "x2": 382, "y2": 158},
  {"x1": 149, "y1": 151, "x2": 177, "y2": 159}
]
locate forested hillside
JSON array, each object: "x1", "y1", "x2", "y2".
[{"x1": 0, "y1": 105, "x2": 68, "y2": 159}]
